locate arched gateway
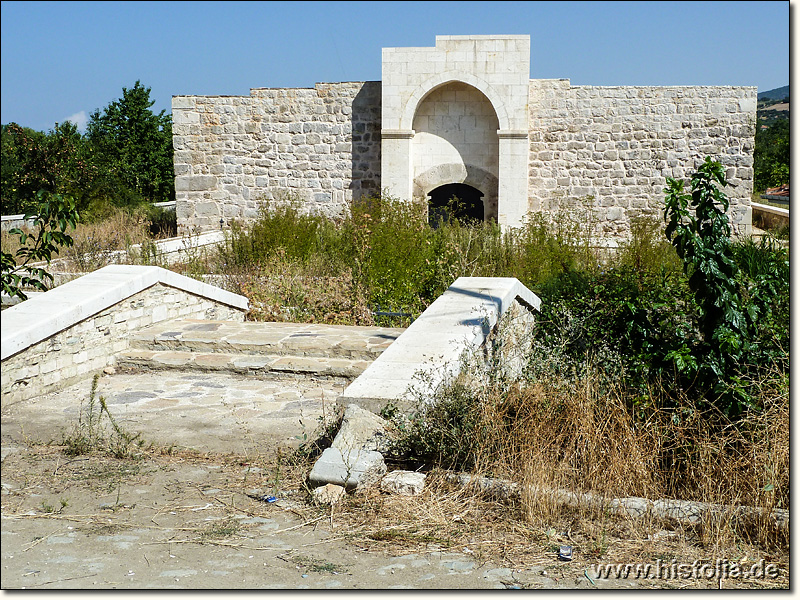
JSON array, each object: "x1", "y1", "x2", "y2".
[
  {"x1": 381, "y1": 35, "x2": 531, "y2": 228},
  {"x1": 411, "y1": 81, "x2": 499, "y2": 222}
]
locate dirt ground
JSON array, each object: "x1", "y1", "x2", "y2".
[{"x1": 1, "y1": 372, "x2": 790, "y2": 590}]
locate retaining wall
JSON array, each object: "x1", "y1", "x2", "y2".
[
  {"x1": 751, "y1": 202, "x2": 789, "y2": 231},
  {"x1": 339, "y1": 277, "x2": 540, "y2": 414},
  {"x1": 1, "y1": 266, "x2": 248, "y2": 407}
]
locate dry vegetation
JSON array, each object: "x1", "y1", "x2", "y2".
[
  {"x1": 2, "y1": 191, "x2": 789, "y2": 587},
  {"x1": 1, "y1": 207, "x2": 156, "y2": 274}
]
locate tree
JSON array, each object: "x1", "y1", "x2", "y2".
[
  {"x1": 86, "y1": 81, "x2": 174, "y2": 204},
  {"x1": 753, "y1": 119, "x2": 789, "y2": 191},
  {"x1": 1, "y1": 121, "x2": 96, "y2": 215},
  {"x1": 663, "y1": 157, "x2": 771, "y2": 417}
]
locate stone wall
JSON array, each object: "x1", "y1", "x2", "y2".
[
  {"x1": 528, "y1": 80, "x2": 756, "y2": 238},
  {"x1": 174, "y1": 75, "x2": 755, "y2": 241},
  {"x1": 172, "y1": 82, "x2": 381, "y2": 233},
  {"x1": 1, "y1": 283, "x2": 245, "y2": 407}
]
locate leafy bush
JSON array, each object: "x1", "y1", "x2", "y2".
[
  {"x1": 1, "y1": 191, "x2": 79, "y2": 300},
  {"x1": 523, "y1": 159, "x2": 788, "y2": 421},
  {"x1": 664, "y1": 157, "x2": 788, "y2": 417}
]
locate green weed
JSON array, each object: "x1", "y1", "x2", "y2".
[{"x1": 62, "y1": 374, "x2": 146, "y2": 459}]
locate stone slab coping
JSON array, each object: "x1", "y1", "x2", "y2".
[
  {"x1": 340, "y1": 277, "x2": 540, "y2": 411},
  {"x1": 1, "y1": 265, "x2": 248, "y2": 360},
  {"x1": 145, "y1": 230, "x2": 224, "y2": 256},
  {"x1": 752, "y1": 202, "x2": 789, "y2": 218}
]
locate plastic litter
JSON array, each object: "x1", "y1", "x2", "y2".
[
  {"x1": 251, "y1": 494, "x2": 278, "y2": 503},
  {"x1": 558, "y1": 545, "x2": 573, "y2": 561}
]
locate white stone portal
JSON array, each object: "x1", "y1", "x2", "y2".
[{"x1": 381, "y1": 35, "x2": 531, "y2": 227}]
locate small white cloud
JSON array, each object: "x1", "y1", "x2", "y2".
[{"x1": 64, "y1": 110, "x2": 88, "y2": 131}]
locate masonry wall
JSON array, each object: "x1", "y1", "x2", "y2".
[
  {"x1": 528, "y1": 81, "x2": 756, "y2": 238},
  {"x1": 174, "y1": 79, "x2": 756, "y2": 241},
  {"x1": 173, "y1": 82, "x2": 382, "y2": 233},
  {"x1": 1, "y1": 284, "x2": 245, "y2": 406}
]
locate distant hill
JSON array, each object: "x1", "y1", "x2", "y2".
[
  {"x1": 758, "y1": 85, "x2": 789, "y2": 101},
  {"x1": 756, "y1": 85, "x2": 789, "y2": 128}
]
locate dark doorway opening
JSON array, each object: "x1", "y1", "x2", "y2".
[{"x1": 427, "y1": 183, "x2": 484, "y2": 228}]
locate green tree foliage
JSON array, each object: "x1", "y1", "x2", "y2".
[
  {"x1": 86, "y1": 80, "x2": 174, "y2": 204},
  {"x1": 1, "y1": 191, "x2": 79, "y2": 300},
  {"x1": 753, "y1": 118, "x2": 789, "y2": 191},
  {"x1": 1, "y1": 122, "x2": 97, "y2": 215},
  {"x1": 2, "y1": 81, "x2": 175, "y2": 222}
]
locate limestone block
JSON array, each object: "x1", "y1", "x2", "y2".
[
  {"x1": 652, "y1": 499, "x2": 707, "y2": 523},
  {"x1": 381, "y1": 470, "x2": 426, "y2": 496},
  {"x1": 332, "y1": 404, "x2": 392, "y2": 454},
  {"x1": 172, "y1": 96, "x2": 197, "y2": 109},
  {"x1": 312, "y1": 483, "x2": 346, "y2": 505},
  {"x1": 308, "y1": 447, "x2": 386, "y2": 490},
  {"x1": 195, "y1": 202, "x2": 219, "y2": 217}
]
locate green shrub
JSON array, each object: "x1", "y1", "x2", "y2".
[
  {"x1": 223, "y1": 198, "x2": 335, "y2": 266},
  {"x1": 663, "y1": 157, "x2": 789, "y2": 417},
  {"x1": 1, "y1": 191, "x2": 79, "y2": 300}
]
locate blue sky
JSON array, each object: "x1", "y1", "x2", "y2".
[{"x1": 0, "y1": 1, "x2": 791, "y2": 132}]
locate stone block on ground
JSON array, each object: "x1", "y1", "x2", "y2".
[
  {"x1": 332, "y1": 403, "x2": 392, "y2": 454},
  {"x1": 380, "y1": 470, "x2": 427, "y2": 496},
  {"x1": 308, "y1": 447, "x2": 386, "y2": 491},
  {"x1": 311, "y1": 483, "x2": 346, "y2": 506}
]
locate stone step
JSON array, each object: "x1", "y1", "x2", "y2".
[
  {"x1": 129, "y1": 319, "x2": 404, "y2": 361},
  {"x1": 116, "y1": 348, "x2": 372, "y2": 379}
]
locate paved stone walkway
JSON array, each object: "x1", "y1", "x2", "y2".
[
  {"x1": 2, "y1": 370, "x2": 347, "y2": 455},
  {"x1": 117, "y1": 319, "x2": 405, "y2": 381}
]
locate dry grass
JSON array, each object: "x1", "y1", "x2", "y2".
[
  {"x1": 477, "y1": 365, "x2": 787, "y2": 547},
  {"x1": 221, "y1": 251, "x2": 378, "y2": 326},
  {"x1": 369, "y1": 326, "x2": 789, "y2": 570},
  {"x1": 1, "y1": 208, "x2": 154, "y2": 273},
  {"x1": 331, "y1": 470, "x2": 788, "y2": 588}
]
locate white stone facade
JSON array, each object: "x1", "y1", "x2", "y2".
[
  {"x1": 173, "y1": 35, "x2": 756, "y2": 239},
  {"x1": 172, "y1": 83, "x2": 381, "y2": 230}
]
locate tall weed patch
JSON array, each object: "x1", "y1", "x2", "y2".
[
  {"x1": 389, "y1": 308, "x2": 788, "y2": 549},
  {"x1": 216, "y1": 195, "x2": 601, "y2": 324}
]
